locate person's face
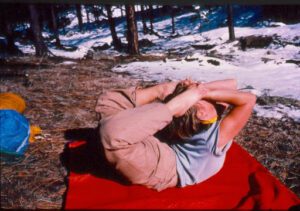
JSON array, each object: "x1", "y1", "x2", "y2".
[{"x1": 194, "y1": 100, "x2": 218, "y2": 121}]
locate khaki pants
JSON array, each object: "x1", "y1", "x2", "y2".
[{"x1": 95, "y1": 87, "x2": 178, "y2": 191}]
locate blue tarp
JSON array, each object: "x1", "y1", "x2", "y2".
[{"x1": 0, "y1": 110, "x2": 30, "y2": 156}]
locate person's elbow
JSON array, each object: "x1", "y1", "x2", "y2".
[
  {"x1": 223, "y1": 78, "x2": 237, "y2": 90},
  {"x1": 247, "y1": 93, "x2": 257, "y2": 108},
  {"x1": 230, "y1": 79, "x2": 238, "y2": 90}
]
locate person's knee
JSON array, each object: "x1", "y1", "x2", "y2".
[{"x1": 100, "y1": 118, "x2": 126, "y2": 150}]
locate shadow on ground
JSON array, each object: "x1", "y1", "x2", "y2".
[{"x1": 60, "y1": 127, "x2": 129, "y2": 207}]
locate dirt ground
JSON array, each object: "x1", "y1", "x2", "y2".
[{"x1": 0, "y1": 55, "x2": 299, "y2": 209}]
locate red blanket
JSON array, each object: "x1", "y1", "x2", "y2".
[{"x1": 64, "y1": 140, "x2": 299, "y2": 209}]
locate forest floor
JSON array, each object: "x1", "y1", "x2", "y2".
[{"x1": 0, "y1": 55, "x2": 299, "y2": 209}]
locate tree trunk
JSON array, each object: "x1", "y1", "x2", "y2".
[
  {"x1": 93, "y1": 5, "x2": 100, "y2": 23},
  {"x1": 3, "y1": 20, "x2": 20, "y2": 54},
  {"x1": 134, "y1": 8, "x2": 138, "y2": 30},
  {"x1": 75, "y1": 4, "x2": 83, "y2": 31},
  {"x1": 125, "y1": 5, "x2": 139, "y2": 55},
  {"x1": 105, "y1": 5, "x2": 122, "y2": 50},
  {"x1": 50, "y1": 5, "x2": 61, "y2": 47},
  {"x1": 39, "y1": 5, "x2": 45, "y2": 31},
  {"x1": 0, "y1": 5, "x2": 20, "y2": 55},
  {"x1": 140, "y1": 5, "x2": 148, "y2": 34},
  {"x1": 29, "y1": 4, "x2": 48, "y2": 57},
  {"x1": 149, "y1": 5, "x2": 154, "y2": 34},
  {"x1": 120, "y1": 5, "x2": 124, "y2": 17},
  {"x1": 227, "y1": 5, "x2": 235, "y2": 41},
  {"x1": 171, "y1": 7, "x2": 175, "y2": 34},
  {"x1": 85, "y1": 5, "x2": 90, "y2": 23}
]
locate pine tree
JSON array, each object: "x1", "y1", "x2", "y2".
[
  {"x1": 227, "y1": 5, "x2": 235, "y2": 41},
  {"x1": 85, "y1": 5, "x2": 90, "y2": 23},
  {"x1": 170, "y1": 6, "x2": 176, "y2": 34},
  {"x1": 92, "y1": 5, "x2": 100, "y2": 23},
  {"x1": 50, "y1": 5, "x2": 61, "y2": 47},
  {"x1": 105, "y1": 5, "x2": 122, "y2": 50},
  {"x1": 28, "y1": 4, "x2": 49, "y2": 57},
  {"x1": 149, "y1": 5, "x2": 154, "y2": 34},
  {"x1": 1, "y1": 5, "x2": 20, "y2": 54},
  {"x1": 75, "y1": 4, "x2": 83, "y2": 31},
  {"x1": 120, "y1": 5, "x2": 124, "y2": 18},
  {"x1": 140, "y1": 5, "x2": 149, "y2": 34},
  {"x1": 125, "y1": 5, "x2": 139, "y2": 55}
]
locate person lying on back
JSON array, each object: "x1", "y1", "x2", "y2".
[{"x1": 95, "y1": 79, "x2": 256, "y2": 191}]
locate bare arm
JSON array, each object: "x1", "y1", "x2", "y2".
[
  {"x1": 203, "y1": 79, "x2": 238, "y2": 114},
  {"x1": 135, "y1": 81, "x2": 179, "y2": 106},
  {"x1": 166, "y1": 84, "x2": 208, "y2": 117},
  {"x1": 135, "y1": 79, "x2": 237, "y2": 106},
  {"x1": 203, "y1": 79, "x2": 237, "y2": 91},
  {"x1": 203, "y1": 90, "x2": 256, "y2": 148}
]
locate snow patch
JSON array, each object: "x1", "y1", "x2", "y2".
[
  {"x1": 15, "y1": 42, "x2": 35, "y2": 54},
  {"x1": 112, "y1": 58, "x2": 300, "y2": 100},
  {"x1": 254, "y1": 104, "x2": 300, "y2": 122},
  {"x1": 60, "y1": 61, "x2": 77, "y2": 65}
]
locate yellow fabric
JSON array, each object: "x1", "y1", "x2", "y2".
[
  {"x1": 29, "y1": 125, "x2": 42, "y2": 143},
  {"x1": 0, "y1": 93, "x2": 26, "y2": 113},
  {"x1": 0, "y1": 93, "x2": 42, "y2": 143},
  {"x1": 200, "y1": 116, "x2": 218, "y2": 125}
]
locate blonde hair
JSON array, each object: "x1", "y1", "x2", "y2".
[{"x1": 161, "y1": 83, "x2": 211, "y2": 140}]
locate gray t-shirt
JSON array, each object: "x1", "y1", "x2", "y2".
[{"x1": 170, "y1": 121, "x2": 232, "y2": 187}]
